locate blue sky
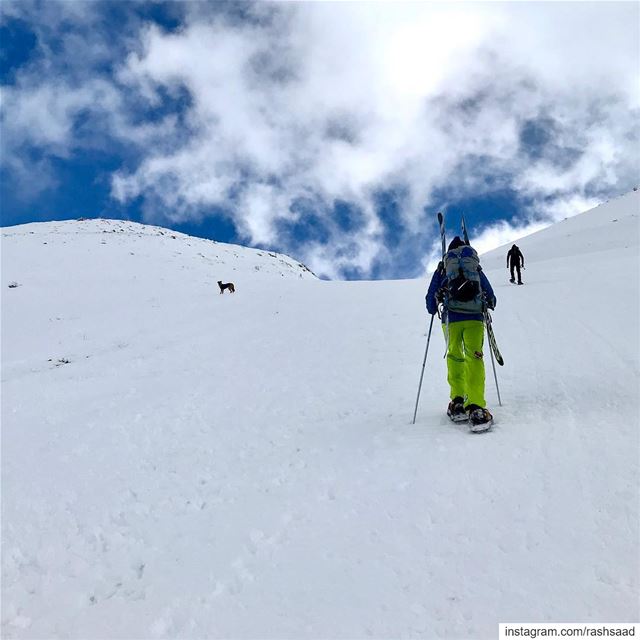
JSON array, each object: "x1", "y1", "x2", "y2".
[{"x1": 1, "y1": 1, "x2": 638, "y2": 279}]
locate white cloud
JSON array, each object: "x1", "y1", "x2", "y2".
[
  {"x1": 2, "y1": 1, "x2": 639, "y2": 278},
  {"x1": 2, "y1": 80, "x2": 117, "y2": 152}
]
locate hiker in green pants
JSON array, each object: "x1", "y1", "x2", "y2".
[{"x1": 426, "y1": 237, "x2": 497, "y2": 430}]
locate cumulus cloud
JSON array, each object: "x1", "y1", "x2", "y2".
[{"x1": 2, "y1": 1, "x2": 639, "y2": 278}]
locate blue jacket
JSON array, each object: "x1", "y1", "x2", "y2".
[{"x1": 425, "y1": 265, "x2": 496, "y2": 323}]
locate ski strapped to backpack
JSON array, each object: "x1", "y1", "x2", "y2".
[
  {"x1": 484, "y1": 308, "x2": 504, "y2": 366},
  {"x1": 461, "y1": 213, "x2": 470, "y2": 246},
  {"x1": 437, "y1": 212, "x2": 451, "y2": 357},
  {"x1": 437, "y1": 211, "x2": 446, "y2": 259}
]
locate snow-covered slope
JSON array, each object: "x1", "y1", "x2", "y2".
[
  {"x1": 2, "y1": 195, "x2": 639, "y2": 639},
  {"x1": 1, "y1": 218, "x2": 315, "y2": 384}
]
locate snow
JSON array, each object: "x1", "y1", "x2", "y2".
[{"x1": 2, "y1": 193, "x2": 639, "y2": 638}]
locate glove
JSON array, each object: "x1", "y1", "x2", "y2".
[{"x1": 435, "y1": 288, "x2": 446, "y2": 303}]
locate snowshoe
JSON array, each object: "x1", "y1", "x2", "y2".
[
  {"x1": 447, "y1": 397, "x2": 468, "y2": 423},
  {"x1": 467, "y1": 405, "x2": 493, "y2": 432}
]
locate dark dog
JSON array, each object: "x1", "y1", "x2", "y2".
[{"x1": 218, "y1": 280, "x2": 235, "y2": 294}]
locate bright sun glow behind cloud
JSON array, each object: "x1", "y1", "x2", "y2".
[{"x1": 382, "y1": 6, "x2": 498, "y2": 100}]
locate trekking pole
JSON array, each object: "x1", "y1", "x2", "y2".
[
  {"x1": 487, "y1": 326, "x2": 503, "y2": 406},
  {"x1": 443, "y1": 311, "x2": 450, "y2": 358},
  {"x1": 412, "y1": 314, "x2": 435, "y2": 424}
]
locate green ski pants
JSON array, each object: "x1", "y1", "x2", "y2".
[{"x1": 443, "y1": 320, "x2": 486, "y2": 409}]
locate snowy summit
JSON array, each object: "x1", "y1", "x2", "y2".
[{"x1": 2, "y1": 192, "x2": 639, "y2": 638}]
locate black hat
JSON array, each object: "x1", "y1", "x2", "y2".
[{"x1": 448, "y1": 236, "x2": 466, "y2": 251}]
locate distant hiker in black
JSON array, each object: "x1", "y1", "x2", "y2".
[{"x1": 507, "y1": 244, "x2": 524, "y2": 284}]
